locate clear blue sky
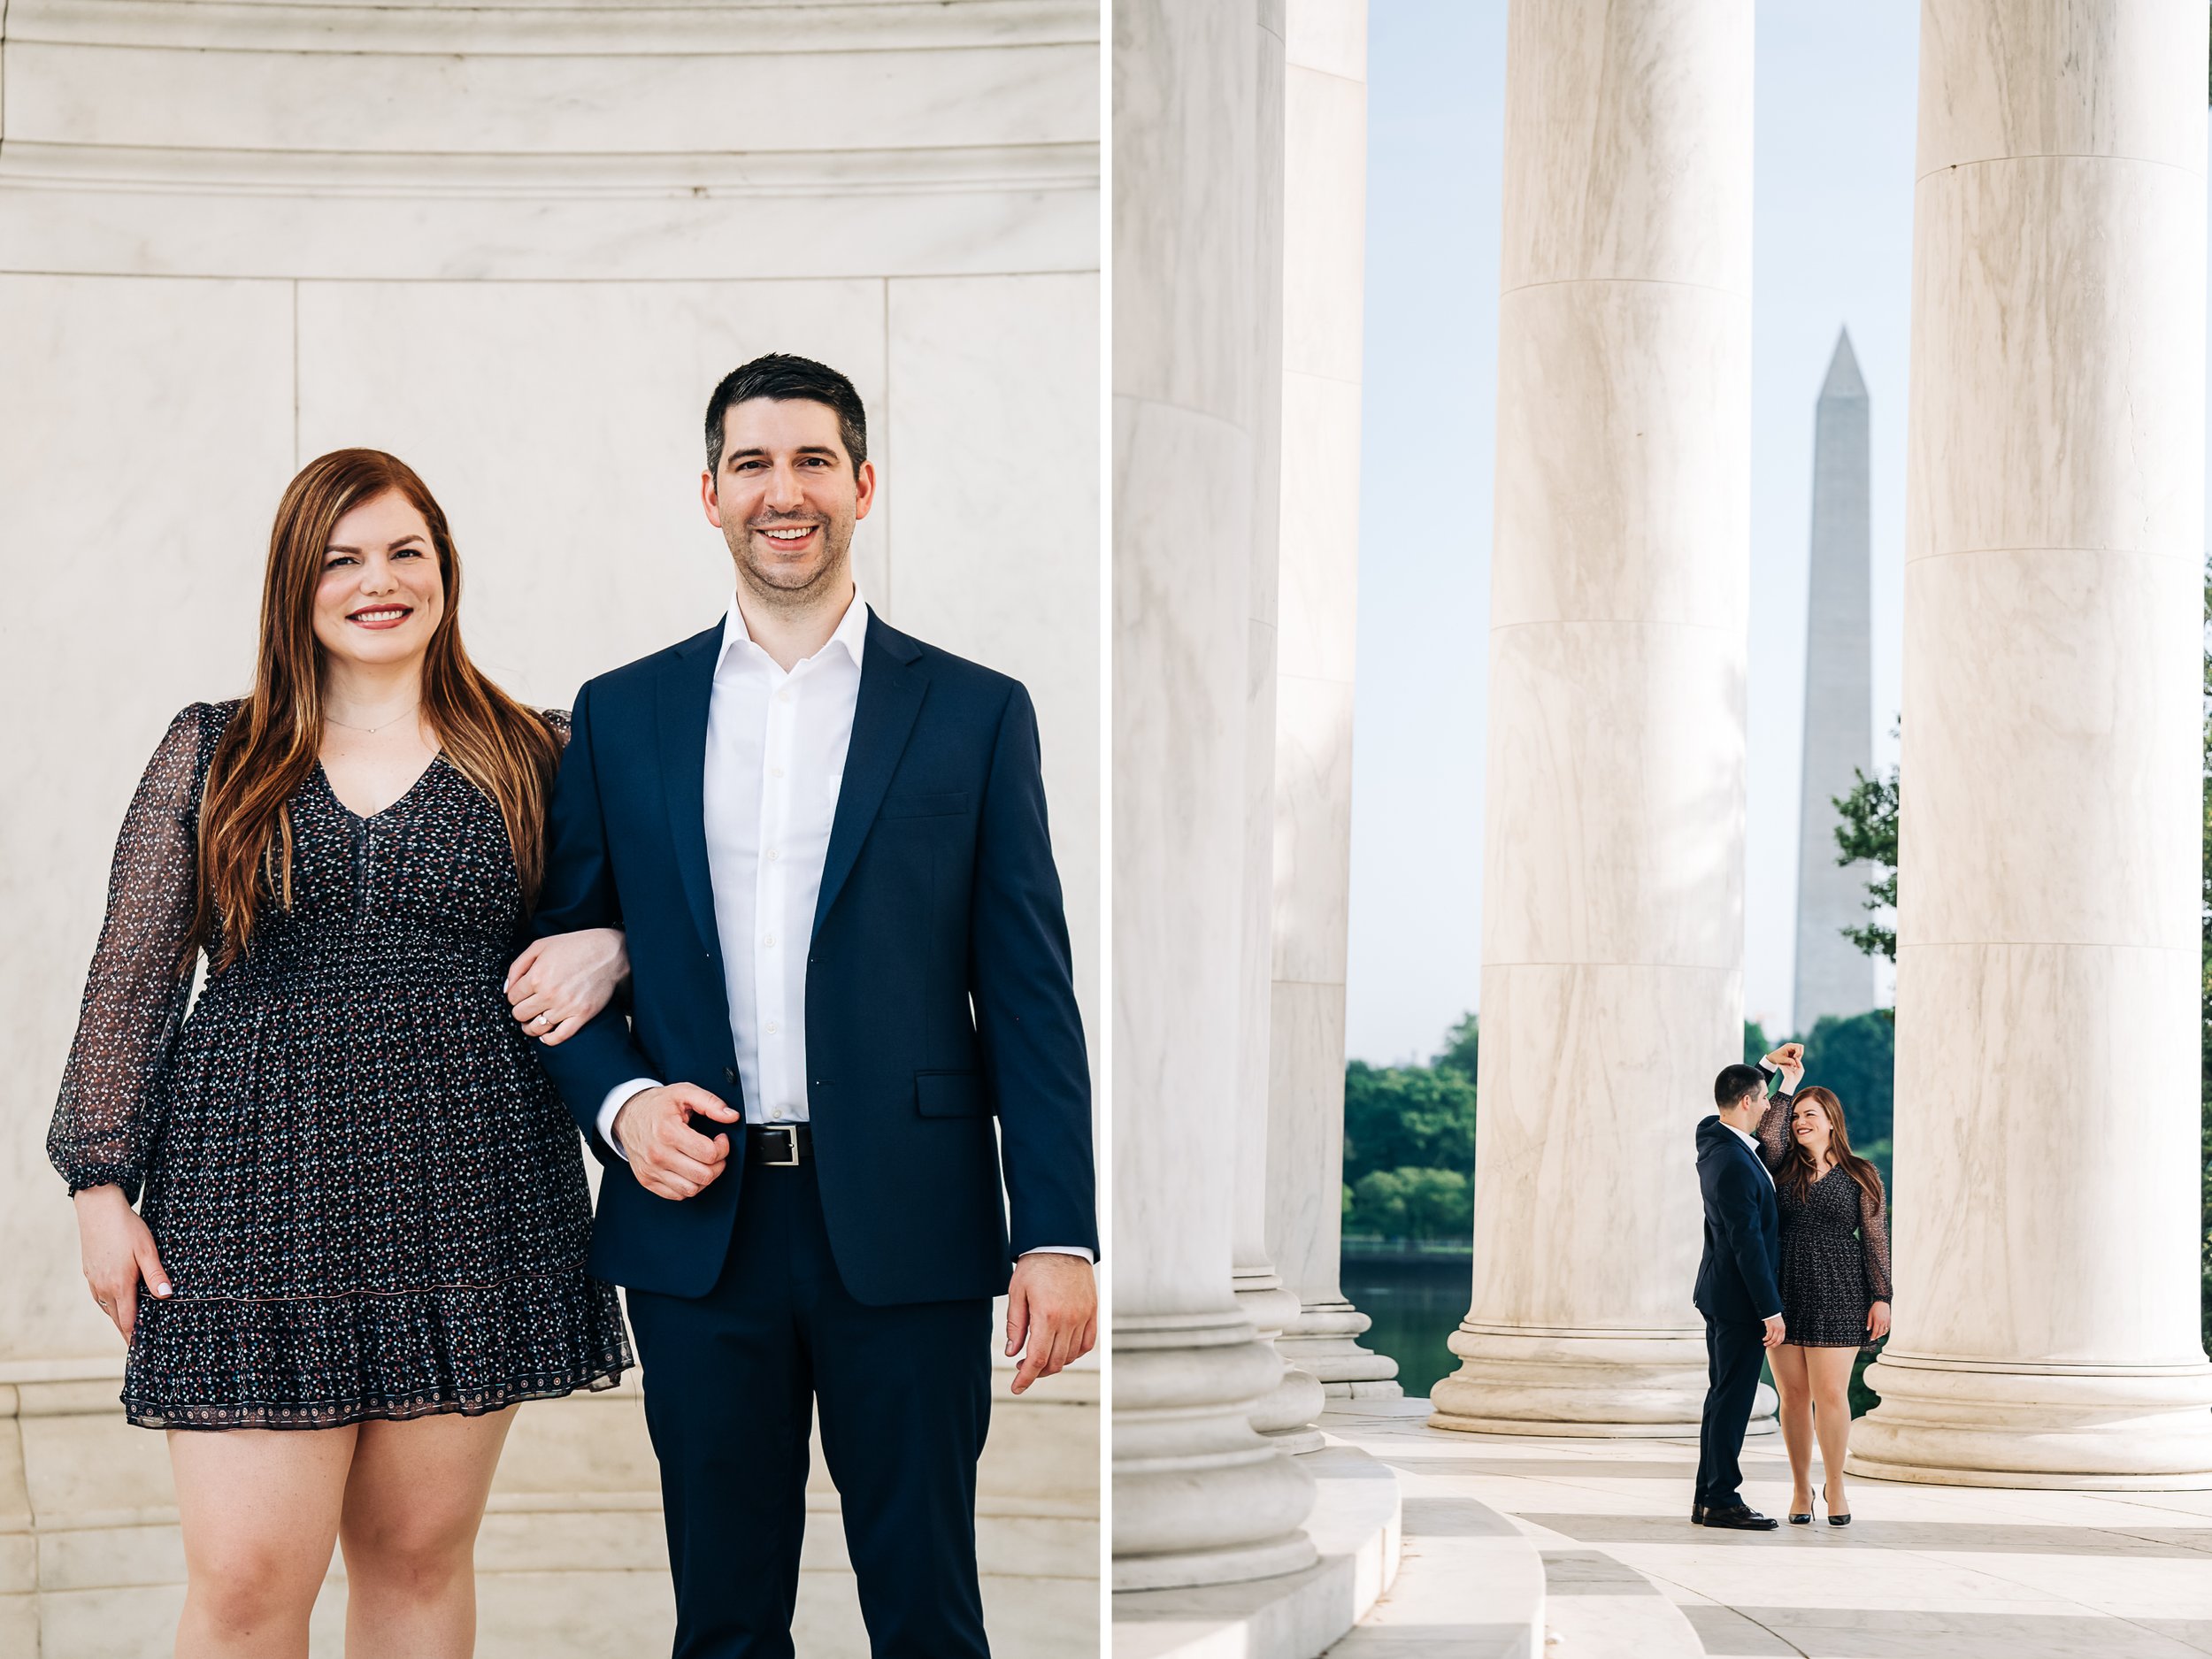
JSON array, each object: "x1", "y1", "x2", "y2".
[{"x1": 1347, "y1": 1, "x2": 1923, "y2": 1062}]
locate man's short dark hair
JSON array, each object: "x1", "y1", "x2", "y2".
[
  {"x1": 703, "y1": 353, "x2": 868, "y2": 480},
  {"x1": 1714, "y1": 1064, "x2": 1765, "y2": 1110}
]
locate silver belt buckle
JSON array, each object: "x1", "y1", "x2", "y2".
[{"x1": 761, "y1": 1125, "x2": 802, "y2": 1167}]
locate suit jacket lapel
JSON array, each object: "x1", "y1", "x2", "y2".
[
  {"x1": 813, "y1": 613, "x2": 926, "y2": 938},
  {"x1": 658, "y1": 626, "x2": 723, "y2": 961}
]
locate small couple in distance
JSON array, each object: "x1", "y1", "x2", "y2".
[{"x1": 1692, "y1": 1042, "x2": 1893, "y2": 1532}]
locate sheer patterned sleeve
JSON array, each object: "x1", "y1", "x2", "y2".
[
  {"x1": 1859, "y1": 1179, "x2": 1893, "y2": 1303},
  {"x1": 1755, "y1": 1089, "x2": 1793, "y2": 1170},
  {"x1": 47, "y1": 706, "x2": 211, "y2": 1200},
  {"x1": 541, "y1": 708, "x2": 572, "y2": 747}
]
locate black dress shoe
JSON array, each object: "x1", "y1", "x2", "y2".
[{"x1": 1698, "y1": 1503, "x2": 1779, "y2": 1531}]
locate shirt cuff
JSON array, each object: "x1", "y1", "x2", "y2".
[
  {"x1": 1020, "y1": 1246, "x2": 1095, "y2": 1264},
  {"x1": 597, "y1": 1079, "x2": 660, "y2": 1160}
]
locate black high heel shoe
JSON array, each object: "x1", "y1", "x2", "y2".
[
  {"x1": 1824, "y1": 1485, "x2": 1850, "y2": 1526},
  {"x1": 1787, "y1": 1494, "x2": 1812, "y2": 1525}
]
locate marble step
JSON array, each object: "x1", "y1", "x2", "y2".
[
  {"x1": 1321, "y1": 1489, "x2": 1546, "y2": 1659},
  {"x1": 1535, "y1": 1548, "x2": 1705, "y2": 1659},
  {"x1": 1115, "y1": 1442, "x2": 1404, "y2": 1659}
]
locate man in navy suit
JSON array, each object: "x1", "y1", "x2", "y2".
[
  {"x1": 1691, "y1": 1061, "x2": 1788, "y2": 1530},
  {"x1": 525, "y1": 355, "x2": 1098, "y2": 1657}
]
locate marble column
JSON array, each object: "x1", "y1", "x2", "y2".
[
  {"x1": 1232, "y1": 0, "x2": 1329, "y2": 1459},
  {"x1": 1851, "y1": 0, "x2": 2212, "y2": 1488},
  {"x1": 1263, "y1": 0, "x2": 1400, "y2": 1402},
  {"x1": 1111, "y1": 0, "x2": 1320, "y2": 1590},
  {"x1": 1430, "y1": 0, "x2": 1756, "y2": 1436}
]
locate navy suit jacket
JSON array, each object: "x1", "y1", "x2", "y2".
[
  {"x1": 531, "y1": 609, "x2": 1098, "y2": 1304},
  {"x1": 1692, "y1": 1115, "x2": 1782, "y2": 1325}
]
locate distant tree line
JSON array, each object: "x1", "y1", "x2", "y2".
[{"x1": 1340, "y1": 1015, "x2": 1476, "y2": 1241}]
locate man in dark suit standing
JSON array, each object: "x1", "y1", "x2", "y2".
[
  {"x1": 1691, "y1": 1061, "x2": 1787, "y2": 1530},
  {"x1": 523, "y1": 354, "x2": 1098, "y2": 1657}
]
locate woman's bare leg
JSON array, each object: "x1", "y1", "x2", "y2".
[
  {"x1": 1767, "y1": 1344, "x2": 1814, "y2": 1515},
  {"x1": 170, "y1": 1426, "x2": 357, "y2": 1659},
  {"x1": 338, "y1": 1409, "x2": 517, "y2": 1659},
  {"x1": 1806, "y1": 1346, "x2": 1859, "y2": 1515}
]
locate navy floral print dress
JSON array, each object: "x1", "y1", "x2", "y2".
[{"x1": 48, "y1": 701, "x2": 630, "y2": 1429}]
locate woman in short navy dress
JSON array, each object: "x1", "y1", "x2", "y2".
[
  {"x1": 51, "y1": 449, "x2": 631, "y2": 1658},
  {"x1": 1755, "y1": 1045, "x2": 1893, "y2": 1527}
]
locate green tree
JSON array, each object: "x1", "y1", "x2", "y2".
[
  {"x1": 1348, "y1": 1167, "x2": 1473, "y2": 1240},
  {"x1": 1800, "y1": 1011, "x2": 1894, "y2": 1147},
  {"x1": 1744, "y1": 1020, "x2": 1771, "y2": 1066},
  {"x1": 1341, "y1": 1059, "x2": 1477, "y2": 1188},
  {"x1": 1435, "y1": 1012, "x2": 1478, "y2": 1079},
  {"x1": 1833, "y1": 764, "x2": 1899, "y2": 965}
]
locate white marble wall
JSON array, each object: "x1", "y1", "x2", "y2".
[
  {"x1": 1852, "y1": 0, "x2": 2212, "y2": 1488},
  {"x1": 1110, "y1": 0, "x2": 1320, "y2": 1595},
  {"x1": 1263, "y1": 0, "x2": 1398, "y2": 1401},
  {"x1": 0, "y1": 3, "x2": 1101, "y2": 1650},
  {"x1": 1429, "y1": 0, "x2": 1758, "y2": 1438}
]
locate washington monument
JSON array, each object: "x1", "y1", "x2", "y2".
[{"x1": 1793, "y1": 329, "x2": 1878, "y2": 1028}]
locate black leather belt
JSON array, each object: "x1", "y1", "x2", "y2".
[{"x1": 747, "y1": 1124, "x2": 812, "y2": 1167}]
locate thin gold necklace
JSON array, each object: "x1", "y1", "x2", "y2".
[{"x1": 325, "y1": 703, "x2": 419, "y2": 736}]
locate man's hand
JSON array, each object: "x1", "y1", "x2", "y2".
[
  {"x1": 1005, "y1": 1254, "x2": 1097, "y2": 1394},
  {"x1": 615, "y1": 1083, "x2": 740, "y2": 1202},
  {"x1": 1763, "y1": 1314, "x2": 1787, "y2": 1349}
]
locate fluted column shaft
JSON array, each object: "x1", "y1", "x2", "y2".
[
  {"x1": 1110, "y1": 0, "x2": 1319, "y2": 1589},
  {"x1": 1432, "y1": 0, "x2": 1755, "y2": 1436},
  {"x1": 1232, "y1": 0, "x2": 1329, "y2": 1456},
  {"x1": 1263, "y1": 0, "x2": 1399, "y2": 1401},
  {"x1": 1853, "y1": 0, "x2": 2212, "y2": 1488}
]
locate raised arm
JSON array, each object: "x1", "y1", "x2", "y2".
[
  {"x1": 48, "y1": 706, "x2": 211, "y2": 1202},
  {"x1": 1753, "y1": 1059, "x2": 1795, "y2": 1170}
]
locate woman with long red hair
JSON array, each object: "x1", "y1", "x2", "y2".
[
  {"x1": 49, "y1": 449, "x2": 633, "y2": 1657},
  {"x1": 1755, "y1": 1045, "x2": 1893, "y2": 1528}
]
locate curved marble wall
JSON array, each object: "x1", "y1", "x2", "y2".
[{"x1": 0, "y1": 3, "x2": 1100, "y2": 1651}]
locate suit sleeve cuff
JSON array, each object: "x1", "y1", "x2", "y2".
[
  {"x1": 1020, "y1": 1246, "x2": 1095, "y2": 1264},
  {"x1": 597, "y1": 1079, "x2": 659, "y2": 1161}
]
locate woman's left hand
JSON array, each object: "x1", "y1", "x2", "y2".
[
  {"x1": 506, "y1": 928, "x2": 629, "y2": 1046},
  {"x1": 1867, "y1": 1301, "x2": 1892, "y2": 1341}
]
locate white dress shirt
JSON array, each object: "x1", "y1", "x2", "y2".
[{"x1": 596, "y1": 588, "x2": 1087, "y2": 1261}]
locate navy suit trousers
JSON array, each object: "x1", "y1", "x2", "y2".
[
  {"x1": 1695, "y1": 1317, "x2": 1767, "y2": 1511},
  {"x1": 625, "y1": 1156, "x2": 994, "y2": 1659}
]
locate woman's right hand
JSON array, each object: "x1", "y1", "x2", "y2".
[{"x1": 73, "y1": 1184, "x2": 170, "y2": 1341}]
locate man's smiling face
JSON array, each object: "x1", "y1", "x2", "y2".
[{"x1": 703, "y1": 396, "x2": 876, "y2": 606}]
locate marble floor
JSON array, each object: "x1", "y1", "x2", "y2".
[{"x1": 1320, "y1": 1401, "x2": 2212, "y2": 1659}]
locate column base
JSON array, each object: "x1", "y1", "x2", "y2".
[
  {"x1": 1279, "y1": 1299, "x2": 1402, "y2": 1399},
  {"x1": 1851, "y1": 1352, "x2": 2212, "y2": 1489},
  {"x1": 1428, "y1": 1323, "x2": 1776, "y2": 1438},
  {"x1": 1112, "y1": 1309, "x2": 1320, "y2": 1592},
  {"x1": 1235, "y1": 1273, "x2": 1328, "y2": 1455}
]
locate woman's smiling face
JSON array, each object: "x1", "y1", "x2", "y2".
[
  {"x1": 312, "y1": 489, "x2": 444, "y2": 672},
  {"x1": 1791, "y1": 1096, "x2": 1832, "y2": 1149}
]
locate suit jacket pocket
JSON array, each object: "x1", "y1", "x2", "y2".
[
  {"x1": 880, "y1": 791, "x2": 968, "y2": 820},
  {"x1": 915, "y1": 1070, "x2": 991, "y2": 1118}
]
